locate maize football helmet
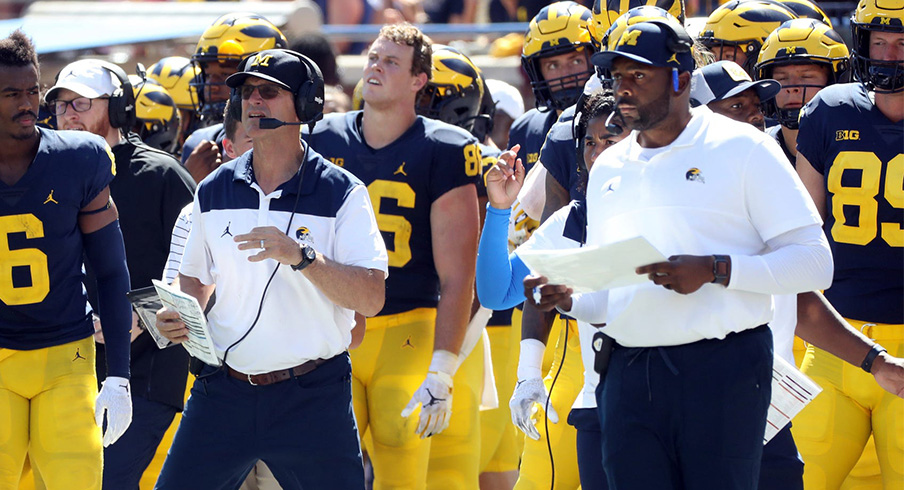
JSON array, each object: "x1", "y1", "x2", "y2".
[
  {"x1": 191, "y1": 13, "x2": 288, "y2": 122},
  {"x1": 416, "y1": 45, "x2": 488, "y2": 138},
  {"x1": 851, "y1": 0, "x2": 904, "y2": 92},
  {"x1": 522, "y1": 1, "x2": 595, "y2": 112},
  {"x1": 148, "y1": 56, "x2": 200, "y2": 111},
  {"x1": 129, "y1": 76, "x2": 181, "y2": 154},
  {"x1": 590, "y1": 0, "x2": 686, "y2": 47},
  {"x1": 755, "y1": 19, "x2": 849, "y2": 128},
  {"x1": 769, "y1": 0, "x2": 833, "y2": 27},
  {"x1": 699, "y1": 0, "x2": 798, "y2": 74}
]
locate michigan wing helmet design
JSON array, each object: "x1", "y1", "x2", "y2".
[
  {"x1": 590, "y1": 0, "x2": 686, "y2": 47},
  {"x1": 148, "y1": 56, "x2": 200, "y2": 110},
  {"x1": 191, "y1": 13, "x2": 288, "y2": 120},
  {"x1": 416, "y1": 45, "x2": 488, "y2": 139},
  {"x1": 755, "y1": 19, "x2": 850, "y2": 128},
  {"x1": 699, "y1": 0, "x2": 798, "y2": 74},
  {"x1": 851, "y1": 0, "x2": 904, "y2": 92},
  {"x1": 522, "y1": 1, "x2": 595, "y2": 112},
  {"x1": 769, "y1": 0, "x2": 833, "y2": 27},
  {"x1": 129, "y1": 76, "x2": 181, "y2": 153}
]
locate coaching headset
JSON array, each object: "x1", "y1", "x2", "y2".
[
  {"x1": 94, "y1": 61, "x2": 137, "y2": 130},
  {"x1": 231, "y1": 49, "x2": 325, "y2": 126}
]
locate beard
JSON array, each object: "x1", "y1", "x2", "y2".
[
  {"x1": 623, "y1": 88, "x2": 671, "y2": 131},
  {"x1": 10, "y1": 127, "x2": 37, "y2": 141},
  {"x1": 63, "y1": 117, "x2": 112, "y2": 139}
]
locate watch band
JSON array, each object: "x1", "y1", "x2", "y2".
[
  {"x1": 291, "y1": 245, "x2": 316, "y2": 271},
  {"x1": 861, "y1": 344, "x2": 887, "y2": 373},
  {"x1": 711, "y1": 255, "x2": 730, "y2": 286}
]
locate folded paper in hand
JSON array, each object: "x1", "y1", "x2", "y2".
[
  {"x1": 516, "y1": 236, "x2": 666, "y2": 293},
  {"x1": 764, "y1": 355, "x2": 822, "y2": 444},
  {"x1": 151, "y1": 279, "x2": 221, "y2": 367}
]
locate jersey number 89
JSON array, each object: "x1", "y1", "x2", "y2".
[{"x1": 828, "y1": 152, "x2": 903, "y2": 247}]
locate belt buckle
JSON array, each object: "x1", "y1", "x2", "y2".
[
  {"x1": 247, "y1": 373, "x2": 258, "y2": 386},
  {"x1": 861, "y1": 323, "x2": 877, "y2": 340}
]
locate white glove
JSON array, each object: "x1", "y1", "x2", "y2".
[
  {"x1": 510, "y1": 338, "x2": 557, "y2": 440},
  {"x1": 510, "y1": 377, "x2": 558, "y2": 440},
  {"x1": 95, "y1": 376, "x2": 133, "y2": 447},
  {"x1": 401, "y1": 350, "x2": 457, "y2": 439}
]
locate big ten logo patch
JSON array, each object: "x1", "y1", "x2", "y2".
[{"x1": 835, "y1": 130, "x2": 860, "y2": 141}]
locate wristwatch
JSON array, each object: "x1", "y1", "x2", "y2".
[
  {"x1": 291, "y1": 244, "x2": 317, "y2": 271},
  {"x1": 711, "y1": 255, "x2": 730, "y2": 286}
]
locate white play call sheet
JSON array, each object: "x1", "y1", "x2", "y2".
[{"x1": 516, "y1": 236, "x2": 666, "y2": 293}]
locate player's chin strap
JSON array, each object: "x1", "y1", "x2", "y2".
[{"x1": 197, "y1": 125, "x2": 314, "y2": 384}]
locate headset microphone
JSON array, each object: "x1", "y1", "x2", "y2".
[
  {"x1": 605, "y1": 107, "x2": 625, "y2": 136},
  {"x1": 259, "y1": 117, "x2": 304, "y2": 130}
]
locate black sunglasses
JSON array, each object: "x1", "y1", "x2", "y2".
[{"x1": 239, "y1": 84, "x2": 284, "y2": 100}]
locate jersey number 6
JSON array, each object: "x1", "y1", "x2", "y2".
[
  {"x1": 369, "y1": 180, "x2": 415, "y2": 267},
  {"x1": 1, "y1": 214, "x2": 50, "y2": 305}
]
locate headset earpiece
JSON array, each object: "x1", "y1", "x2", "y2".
[
  {"x1": 97, "y1": 61, "x2": 136, "y2": 130},
  {"x1": 648, "y1": 19, "x2": 693, "y2": 54},
  {"x1": 672, "y1": 68, "x2": 680, "y2": 92},
  {"x1": 289, "y1": 52, "x2": 324, "y2": 125},
  {"x1": 234, "y1": 50, "x2": 324, "y2": 126}
]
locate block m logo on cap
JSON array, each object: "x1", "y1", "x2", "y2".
[
  {"x1": 619, "y1": 29, "x2": 643, "y2": 46},
  {"x1": 250, "y1": 54, "x2": 273, "y2": 67}
]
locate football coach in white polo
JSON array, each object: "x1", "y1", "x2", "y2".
[{"x1": 155, "y1": 49, "x2": 388, "y2": 489}]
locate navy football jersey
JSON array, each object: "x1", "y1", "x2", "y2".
[
  {"x1": 797, "y1": 83, "x2": 903, "y2": 324},
  {"x1": 307, "y1": 111, "x2": 480, "y2": 316},
  {"x1": 0, "y1": 128, "x2": 115, "y2": 349},
  {"x1": 538, "y1": 105, "x2": 584, "y2": 202},
  {"x1": 508, "y1": 108, "x2": 559, "y2": 174},
  {"x1": 767, "y1": 125, "x2": 795, "y2": 167}
]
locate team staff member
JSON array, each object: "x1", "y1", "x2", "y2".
[
  {"x1": 306, "y1": 24, "x2": 480, "y2": 490},
  {"x1": 0, "y1": 30, "x2": 133, "y2": 489},
  {"x1": 44, "y1": 58, "x2": 196, "y2": 490},
  {"x1": 691, "y1": 60, "x2": 904, "y2": 490},
  {"x1": 155, "y1": 49, "x2": 388, "y2": 489},
  {"x1": 478, "y1": 90, "x2": 626, "y2": 490},
  {"x1": 794, "y1": 0, "x2": 904, "y2": 486},
  {"x1": 538, "y1": 20, "x2": 833, "y2": 489}
]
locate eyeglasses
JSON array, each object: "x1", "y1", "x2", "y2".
[
  {"x1": 51, "y1": 96, "x2": 106, "y2": 116},
  {"x1": 239, "y1": 84, "x2": 283, "y2": 100}
]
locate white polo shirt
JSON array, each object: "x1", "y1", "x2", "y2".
[
  {"x1": 180, "y1": 149, "x2": 388, "y2": 374},
  {"x1": 585, "y1": 107, "x2": 822, "y2": 348},
  {"x1": 516, "y1": 200, "x2": 602, "y2": 409}
]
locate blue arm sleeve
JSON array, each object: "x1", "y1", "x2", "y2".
[
  {"x1": 83, "y1": 220, "x2": 132, "y2": 379},
  {"x1": 476, "y1": 205, "x2": 531, "y2": 310}
]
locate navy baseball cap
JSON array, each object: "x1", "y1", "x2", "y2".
[
  {"x1": 591, "y1": 21, "x2": 695, "y2": 74},
  {"x1": 689, "y1": 60, "x2": 781, "y2": 107},
  {"x1": 226, "y1": 49, "x2": 307, "y2": 93}
]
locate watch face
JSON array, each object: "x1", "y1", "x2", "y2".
[{"x1": 304, "y1": 246, "x2": 316, "y2": 260}]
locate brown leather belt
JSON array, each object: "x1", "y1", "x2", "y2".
[{"x1": 227, "y1": 358, "x2": 327, "y2": 386}]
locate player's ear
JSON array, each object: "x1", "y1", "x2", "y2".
[
  {"x1": 676, "y1": 71, "x2": 692, "y2": 95},
  {"x1": 412, "y1": 72, "x2": 428, "y2": 93}
]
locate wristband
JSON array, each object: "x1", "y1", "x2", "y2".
[
  {"x1": 517, "y1": 338, "x2": 546, "y2": 380},
  {"x1": 430, "y1": 350, "x2": 459, "y2": 377},
  {"x1": 861, "y1": 344, "x2": 887, "y2": 373}
]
